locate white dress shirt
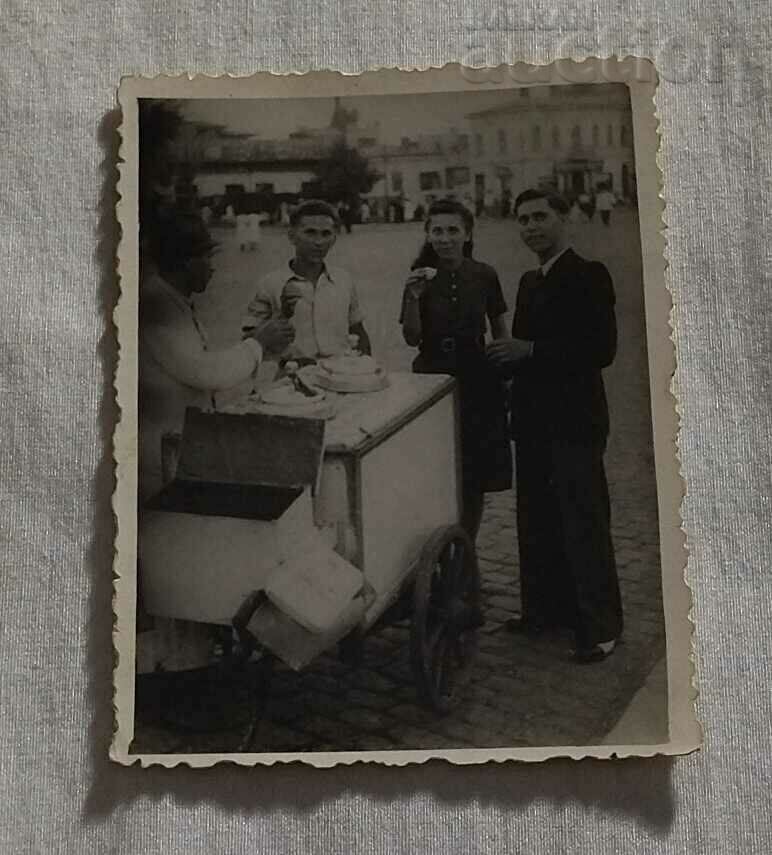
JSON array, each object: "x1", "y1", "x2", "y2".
[
  {"x1": 243, "y1": 261, "x2": 364, "y2": 359},
  {"x1": 540, "y1": 245, "x2": 572, "y2": 277}
]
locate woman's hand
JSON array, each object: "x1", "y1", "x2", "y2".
[
  {"x1": 402, "y1": 271, "x2": 432, "y2": 347},
  {"x1": 404, "y1": 267, "x2": 437, "y2": 300}
]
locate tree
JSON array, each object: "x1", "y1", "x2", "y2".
[
  {"x1": 312, "y1": 140, "x2": 380, "y2": 204},
  {"x1": 138, "y1": 99, "x2": 185, "y2": 219},
  {"x1": 330, "y1": 98, "x2": 359, "y2": 135}
]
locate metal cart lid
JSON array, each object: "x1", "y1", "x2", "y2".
[
  {"x1": 324, "y1": 372, "x2": 456, "y2": 456},
  {"x1": 148, "y1": 407, "x2": 326, "y2": 521}
]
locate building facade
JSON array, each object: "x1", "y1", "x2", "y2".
[
  {"x1": 172, "y1": 84, "x2": 637, "y2": 219},
  {"x1": 466, "y1": 84, "x2": 636, "y2": 204},
  {"x1": 361, "y1": 84, "x2": 636, "y2": 213}
]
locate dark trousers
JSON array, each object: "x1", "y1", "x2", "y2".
[
  {"x1": 515, "y1": 436, "x2": 623, "y2": 648},
  {"x1": 600, "y1": 210, "x2": 611, "y2": 226}
]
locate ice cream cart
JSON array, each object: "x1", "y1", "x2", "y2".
[{"x1": 139, "y1": 372, "x2": 481, "y2": 715}]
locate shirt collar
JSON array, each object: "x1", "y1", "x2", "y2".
[
  {"x1": 288, "y1": 259, "x2": 334, "y2": 284},
  {"x1": 540, "y1": 246, "x2": 571, "y2": 277}
]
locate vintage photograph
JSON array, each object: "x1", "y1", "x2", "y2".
[{"x1": 112, "y1": 64, "x2": 695, "y2": 765}]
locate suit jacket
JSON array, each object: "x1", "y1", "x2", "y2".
[{"x1": 509, "y1": 248, "x2": 617, "y2": 441}]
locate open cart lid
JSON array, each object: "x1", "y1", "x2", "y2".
[{"x1": 148, "y1": 408, "x2": 326, "y2": 521}]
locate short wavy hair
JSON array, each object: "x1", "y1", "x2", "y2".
[
  {"x1": 411, "y1": 197, "x2": 475, "y2": 268},
  {"x1": 513, "y1": 188, "x2": 570, "y2": 217},
  {"x1": 290, "y1": 199, "x2": 341, "y2": 228}
]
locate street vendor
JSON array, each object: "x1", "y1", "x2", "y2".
[
  {"x1": 400, "y1": 198, "x2": 513, "y2": 543},
  {"x1": 139, "y1": 212, "x2": 295, "y2": 502},
  {"x1": 137, "y1": 211, "x2": 294, "y2": 673},
  {"x1": 241, "y1": 199, "x2": 371, "y2": 362}
]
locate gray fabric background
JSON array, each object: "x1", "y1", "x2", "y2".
[{"x1": 1, "y1": 2, "x2": 770, "y2": 852}]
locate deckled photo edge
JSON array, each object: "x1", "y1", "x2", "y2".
[
  {"x1": 644, "y1": 74, "x2": 702, "y2": 753},
  {"x1": 110, "y1": 59, "x2": 699, "y2": 768},
  {"x1": 111, "y1": 79, "x2": 140, "y2": 764},
  {"x1": 615, "y1": 73, "x2": 700, "y2": 757}
]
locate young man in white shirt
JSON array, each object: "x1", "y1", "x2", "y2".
[{"x1": 242, "y1": 200, "x2": 371, "y2": 360}]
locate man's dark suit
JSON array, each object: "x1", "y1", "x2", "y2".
[{"x1": 510, "y1": 248, "x2": 623, "y2": 649}]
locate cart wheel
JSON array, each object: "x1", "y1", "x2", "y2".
[{"x1": 410, "y1": 525, "x2": 481, "y2": 714}]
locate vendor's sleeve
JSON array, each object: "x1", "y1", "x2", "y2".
[
  {"x1": 164, "y1": 337, "x2": 259, "y2": 391},
  {"x1": 144, "y1": 309, "x2": 261, "y2": 391}
]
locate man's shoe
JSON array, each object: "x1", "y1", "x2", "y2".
[
  {"x1": 504, "y1": 616, "x2": 546, "y2": 637},
  {"x1": 572, "y1": 639, "x2": 617, "y2": 664}
]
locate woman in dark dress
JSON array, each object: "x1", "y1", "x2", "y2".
[{"x1": 400, "y1": 198, "x2": 513, "y2": 542}]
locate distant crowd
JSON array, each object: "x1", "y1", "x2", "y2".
[{"x1": 189, "y1": 182, "x2": 624, "y2": 237}]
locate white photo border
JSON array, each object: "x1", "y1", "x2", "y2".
[{"x1": 111, "y1": 59, "x2": 700, "y2": 767}]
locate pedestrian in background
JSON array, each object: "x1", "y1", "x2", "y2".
[{"x1": 596, "y1": 186, "x2": 615, "y2": 226}]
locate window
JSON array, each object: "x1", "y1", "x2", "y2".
[
  {"x1": 445, "y1": 166, "x2": 470, "y2": 189},
  {"x1": 225, "y1": 183, "x2": 245, "y2": 194},
  {"x1": 497, "y1": 128, "x2": 508, "y2": 155},
  {"x1": 571, "y1": 124, "x2": 582, "y2": 144},
  {"x1": 552, "y1": 125, "x2": 561, "y2": 148},
  {"x1": 255, "y1": 182, "x2": 274, "y2": 194},
  {"x1": 607, "y1": 124, "x2": 613, "y2": 145},
  {"x1": 531, "y1": 125, "x2": 542, "y2": 151},
  {"x1": 419, "y1": 171, "x2": 442, "y2": 191},
  {"x1": 391, "y1": 171, "x2": 404, "y2": 193},
  {"x1": 592, "y1": 124, "x2": 600, "y2": 146},
  {"x1": 621, "y1": 126, "x2": 630, "y2": 146},
  {"x1": 301, "y1": 180, "x2": 323, "y2": 196},
  {"x1": 474, "y1": 133, "x2": 485, "y2": 156}
]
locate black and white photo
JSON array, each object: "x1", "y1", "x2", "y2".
[{"x1": 112, "y1": 63, "x2": 698, "y2": 766}]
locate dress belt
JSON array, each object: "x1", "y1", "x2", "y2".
[{"x1": 425, "y1": 335, "x2": 484, "y2": 355}]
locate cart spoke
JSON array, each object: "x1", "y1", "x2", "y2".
[
  {"x1": 440, "y1": 540, "x2": 464, "y2": 601},
  {"x1": 411, "y1": 525, "x2": 481, "y2": 714},
  {"x1": 431, "y1": 633, "x2": 451, "y2": 697}
]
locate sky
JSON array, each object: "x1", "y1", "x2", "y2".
[{"x1": 182, "y1": 90, "x2": 538, "y2": 144}]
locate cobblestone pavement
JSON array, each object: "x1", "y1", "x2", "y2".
[{"x1": 133, "y1": 212, "x2": 668, "y2": 754}]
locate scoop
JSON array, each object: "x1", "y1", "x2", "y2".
[{"x1": 285, "y1": 361, "x2": 320, "y2": 397}]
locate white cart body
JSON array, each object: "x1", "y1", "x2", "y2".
[
  {"x1": 139, "y1": 372, "x2": 460, "y2": 667},
  {"x1": 314, "y1": 373, "x2": 460, "y2": 627}
]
